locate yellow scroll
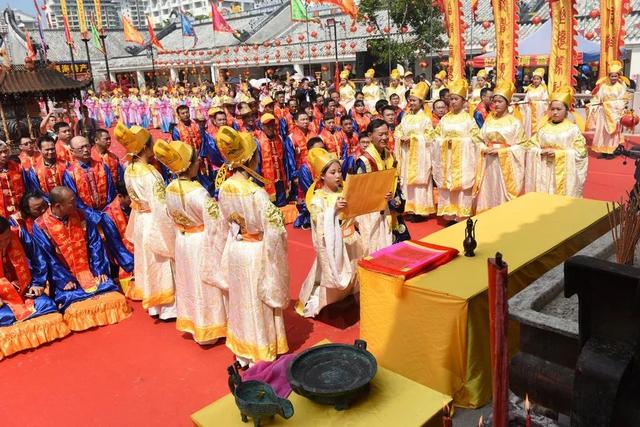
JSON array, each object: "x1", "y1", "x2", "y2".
[{"x1": 340, "y1": 168, "x2": 397, "y2": 220}]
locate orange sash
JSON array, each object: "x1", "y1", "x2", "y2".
[
  {"x1": 91, "y1": 147, "x2": 120, "y2": 185},
  {"x1": 176, "y1": 120, "x2": 202, "y2": 152},
  {"x1": 69, "y1": 160, "x2": 109, "y2": 209},
  {"x1": 0, "y1": 161, "x2": 25, "y2": 217},
  {"x1": 0, "y1": 228, "x2": 35, "y2": 320},
  {"x1": 256, "y1": 132, "x2": 285, "y2": 196},
  {"x1": 37, "y1": 210, "x2": 96, "y2": 291},
  {"x1": 104, "y1": 198, "x2": 134, "y2": 253},
  {"x1": 291, "y1": 127, "x2": 310, "y2": 168},
  {"x1": 19, "y1": 151, "x2": 42, "y2": 171},
  {"x1": 35, "y1": 161, "x2": 66, "y2": 194},
  {"x1": 321, "y1": 129, "x2": 342, "y2": 159}
]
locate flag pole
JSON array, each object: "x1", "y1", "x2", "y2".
[
  {"x1": 305, "y1": 2, "x2": 311, "y2": 74},
  {"x1": 81, "y1": 33, "x2": 95, "y2": 91},
  {"x1": 99, "y1": 30, "x2": 111, "y2": 83},
  {"x1": 68, "y1": 42, "x2": 78, "y2": 79}
]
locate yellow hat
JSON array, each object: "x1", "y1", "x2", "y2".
[
  {"x1": 448, "y1": 78, "x2": 469, "y2": 98},
  {"x1": 435, "y1": 70, "x2": 447, "y2": 81},
  {"x1": 308, "y1": 147, "x2": 338, "y2": 179},
  {"x1": 238, "y1": 104, "x2": 253, "y2": 116},
  {"x1": 260, "y1": 96, "x2": 275, "y2": 107},
  {"x1": 340, "y1": 70, "x2": 350, "y2": 80},
  {"x1": 365, "y1": 68, "x2": 375, "y2": 78},
  {"x1": 208, "y1": 107, "x2": 222, "y2": 116},
  {"x1": 493, "y1": 80, "x2": 516, "y2": 103},
  {"x1": 221, "y1": 95, "x2": 235, "y2": 105},
  {"x1": 260, "y1": 113, "x2": 276, "y2": 124},
  {"x1": 409, "y1": 81, "x2": 429, "y2": 101},
  {"x1": 114, "y1": 122, "x2": 151, "y2": 155},
  {"x1": 549, "y1": 86, "x2": 574, "y2": 108},
  {"x1": 215, "y1": 126, "x2": 257, "y2": 168},
  {"x1": 390, "y1": 69, "x2": 401, "y2": 80},
  {"x1": 130, "y1": 88, "x2": 138, "y2": 94},
  {"x1": 608, "y1": 60, "x2": 624, "y2": 75},
  {"x1": 477, "y1": 70, "x2": 487, "y2": 79},
  {"x1": 153, "y1": 139, "x2": 194, "y2": 174},
  {"x1": 532, "y1": 68, "x2": 545, "y2": 78},
  {"x1": 404, "y1": 70, "x2": 414, "y2": 77},
  {"x1": 88, "y1": 89, "x2": 94, "y2": 95}
]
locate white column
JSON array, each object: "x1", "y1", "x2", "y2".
[
  {"x1": 136, "y1": 70, "x2": 146, "y2": 89},
  {"x1": 628, "y1": 46, "x2": 640, "y2": 87},
  {"x1": 109, "y1": 71, "x2": 116, "y2": 82},
  {"x1": 170, "y1": 67, "x2": 179, "y2": 83},
  {"x1": 210, "y1": 65, "x2": 217, "y2": 84},
  {"x1": 293, "y1": 63, "x2": 303, "y2": 75}
]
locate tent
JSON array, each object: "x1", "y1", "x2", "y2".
[{"x1": 472, "y1": 20, "x2": 603, "y2": 68}]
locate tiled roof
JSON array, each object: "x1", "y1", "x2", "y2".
[{"x1": 0, "y1": 66, "x2": 90, "y2": 95}]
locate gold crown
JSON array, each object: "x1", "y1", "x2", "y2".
[
  {"x1": 493, "y1": 80, "x2": 516, "y2": 103},
  {"x1": 340, "y1": 70, "x2": 350, "y2": 80},
  {"x1": 216, "y1": 126, "x2": 257, "y2": 168},
  {"x1": 390, "y1": 69, "x2": 401, "y2": 80},
  {"x1": 365, "y1": 68, "x2": 375, "y2": 78},
  {"x1": 608, "y1": 60, "x2": 624, "y2": 75},
  {"x1": 435, "y1": 70, "x2": 447, "y2": 81},
  {"x1": 448, "y1": 78, "x2": 468, "y2": 98},
  {"x1": 550, "y1": 86, "x2": 574, "y2": 108},
  {"x1": 308, "y1": 147, "x2": 338, "y2": 179},
  {"x1": 532, "y1": 68, "x2": 545, "y2": 78},
  {"x1": 476, "y1": 70, "x2": 487, "y2": 79},
  {"x1": 153, "y1": 139, "x2": 194, "y2": 174},
  {"x1": 409, "y1": 81, "x2": 429, "y2": 101},
  {"x1": 114, "y1": 122, "x2": 150, "y2": 155}
]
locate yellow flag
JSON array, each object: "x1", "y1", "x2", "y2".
[
  {"x1": 93, "y1": 0, "x2": 102, "y2": 31},
  {"x1": 121, "y1": 14, "x2": 144, "y2": 46},
  {"x1": 76, "y1": 0, "x2": 87, "y2": 35}
]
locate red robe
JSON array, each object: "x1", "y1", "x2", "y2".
[
  {"x1": 337, "y1": 130, "x2": 359, "y2": 157},
  {"x1": 256, "y1": 131, "x2": 286, "y2": 197},
  {"x1": 176, "y1": 120, "x2": 203, "y2": 152},
  {"x1": 290, "y1": 127, "x2": 312, "y2": 169},
  {"x1": 0, "y1": 161, "x2": 25, "y2": 217},
  {"x1": 91, "y1": 146, "x2": 120, "y2": 185},
  {"x1": 33, "y1": 160, "x2": 66, "y2": 195},
  {"x1": 320, "y1": 129, "x2": 342, "y2": 159},
  {"x1": 67, "y1": 160, "x2": 109, "y2": 210},
  {"x1": 19, "y1": 151, "x2": 42, "y2": 171},
  {"x1": 55, "y1": 141, "x2": 71, "y2": 164},
  {"x1": 104, "y1": 197, "x2": 134, "y2": 253},
  {"x1": 352, "y1": 111, "x2": 370, "y2": 134},
  {"x1": 0, "y1": 227, "x2": 35, "y2": 321}
]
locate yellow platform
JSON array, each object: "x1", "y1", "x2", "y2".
[{"x1": 359, "y1": 193, "x2": 611, "y2": 408}]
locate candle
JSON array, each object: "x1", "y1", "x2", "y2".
[
  {"x1": 478, "y1": 414, "x2": 484, "y2": 426},
  {"x1": 442, "y1": 404, "x2": 453, "y2": 427},
  {"x1": 525, "y1": 394, "x2": 532, "y2": 427}
]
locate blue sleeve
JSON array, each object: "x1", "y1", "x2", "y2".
[
  {"x1": 397, "y1": 111, "x2": 404, "y2": 124},
  {"x1": 283, "y1": 136, "x2": 297, "y2": 182},
  {"x1": 99, "y1": 213, "x2": 134, "y2": 272},
  {"x1": 298, "y1": 165, "x2": 313, "y2": 193},
  {"x1": 171, "y1": 127, "x2": 180, "y2": 141},
  {"x1": 86, "y1": 218, "x2": 111, "y2": 276},
  {"x1": 26, "y1": 169, "x2": 42, "y2": 195},
  {"x1": 254, "y1": 142, "x2": 265, "y2": 188},
  {"x1": 104, "y1": 164, "x2": 116, "y2": 204},
  {"x1": 117, "y1": 163, "x2": 125, "y2": 184},
  {"x1": 355, "y1": 159, "x2": 367, "y2": 174},
  {"x1": 341, "y1": 138, "x2": 348, "y2": 160},
  {"x1": 19, "y1": 230, "x2": 48, "y2": 288},
  {"x1": 352, "y1": 119, "x2": 359, "y2": 134},
  {"x1": 199, "y1": 132, "x2": 225, "y2": 168},
  {"x1": 278, "y1": 118, "x2": 288, "y2": 142},
  {"x1": 474, "y1": 111, "x2": 484, "y2": 128},
  {"x1": 32, "y1": 224, "x2": 76, "y2": 292},
  {"x1": 232, "y1": 121, "x2": 240, "y2": 131}
]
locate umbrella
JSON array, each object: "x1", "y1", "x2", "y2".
[
  {"x1": 249, "y1": 78, "x2": 272, "y2": 89},
  {"x1": 228, "y1": 77, "x2": 241, "y2": 84}
]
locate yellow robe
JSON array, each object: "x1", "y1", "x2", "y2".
[
  {"x1": 394, "y1": 109, "x2": 436, "y2": 216},
  {"x1": 124, "y1": 162, "x2": 177, "y2": 319},
  {"x1": 340, "y1": 83, "x2": 356, "y2": 112},
  {"x1": 363, "y1": 82, "x2": 384, "y2": 114},
  {"x1": 432, "y1": 111, "x2": 482, "y2": 220},
  {"x1": 386, "y1": 84, "x2": 406, "y2": 108},
  {"x1": 215, "y1": 177, "x2": 289, "y2": 362},
  {"x1": 525, "y1": 119, "x2": 588, "y2": 197},
  {"x1": 165, "y1": 179, "x2": 227, "y2": 344},
  {"x1": 589, "y1": 82, "x2": 627, "y2": 154},
  {"x1": 522, "y1": 84, "x2": 549, "y2": 137},
  {"x1": 475, "y1": 114, "x2": 526, "y2": 213},
  {"x1": 297, "y1": 189, "x2": 363, "y2": 318}
]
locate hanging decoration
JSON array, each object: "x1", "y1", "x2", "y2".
[
  {"x1": 490, "y1": 0, "x2": 519, "y2": 83},
  {"x1": 548, "y1": 0, "x2": 579, "y2": 92}
]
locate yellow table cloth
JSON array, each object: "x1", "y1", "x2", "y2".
[
  {"x1": 191, "y1": 343, "x2": 451, "y2": 427},
  {"x1": 359, "y1": 193, "x2": 611, "y2": 408}
]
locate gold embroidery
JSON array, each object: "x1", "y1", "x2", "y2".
[
  {"x1": 168, "y1": 210, "x2": 195, "y2": 228},
  {"x1": 265, "y1": 201, "x2": 284, "y2": 230},
  {"x1": 205, "y1": 198, "x2": 220, "y2": 220},
  {"x1": 228, "y1": 212, "x2": 248, "y2": 234},
  {"x1": 153, "y1": 180, "x2": 166, "y2": 202},
  {"x1": 125, "y1": 182, "x2": 141, "y2": 203}
]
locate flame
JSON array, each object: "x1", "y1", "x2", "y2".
[
  {"x1": 525, "y1": 394, "x2": 531, "y2": 413},
  {"x1": 478, "y1": 414, "x2": 484, "y2": 426}
]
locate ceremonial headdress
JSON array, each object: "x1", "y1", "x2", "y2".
[
  {"x1": 238, "y1": 104, "x2": 253, "y2": 116},
  {"x1": 404, "y1": 70, "x2": 414, "y2": 78},
  {"x1": 390, "y1": 69, "x2": 402, "y2": 80},
  {"x1": 215, "y1": 126, "x2": 267, "y2": 187},
  {"x1": 305, "y1": 147, "x2": 339, "y2": 208},
  {"x1": 340, "y1": 70, "x2": 350, "y2": 80},
  {"x1": 448, "y1": 79, "x2": 468, "y2": 98},
  {"x1": 114, "y1": 122, "x2": 151, "y2": 155},
  {"x1": 260, "y1": 113, "x2": 276, "y2": 124},
  {"x1": 221, "y1": 95, "x2": 235, "y2": 106},
  {"x1": 549, "y1": 86, "x2": 574, "y2": 109},
  {"x1": 435, "y1": 70, "x2": 447, "y2": 81},
  {"x1": 260, "y1": 96, "x2": 275, "y2": 107},
  {"x1": 493, "y1": 80, "x2": 516, "y2": 103},
  {"x1": 608, "y1": 60, "x2": 624, "y2": 75},
  {"x1": 153, "y1": 139, "x2": 194, "y2": 174},
  {"x1": 476, "y1": 70, "x2": 488, "y2": 79},
  {"x1": 532, "y1": 68, "x2": 545, "y2": 78},
  {"x1": 409, "y1": 81, "x2": 429, "y2": 101},
  {"x1": 365, "y1": 68, "x2": 375, "y2": 79},
  {"x1": 208, "y1": 107, "x2": 222, "y2": 116}
]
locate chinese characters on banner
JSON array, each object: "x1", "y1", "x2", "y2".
[
  {"x1": 548, "y1": 0, "x2": 578, "y2": 93},
  {"x1": 491, "y1": 0, "x2": 518, "y2": 83},
  {"x1": 598, "y1": 0, "x2": 630, "y2": 80}
]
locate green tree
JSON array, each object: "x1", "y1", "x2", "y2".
[{"x1": 358, "y1": 0, "x2": 446, "y2": 66}]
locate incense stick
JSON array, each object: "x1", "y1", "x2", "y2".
[{"x1": 607, "y1": 189, "x2": 640, "y2": 265}]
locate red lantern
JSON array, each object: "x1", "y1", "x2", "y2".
[
  {"x1": 286, "y1": 36, "x2": 292, "y2": 44},
  {"x1": 298, "y1": 34, "x2": 305, "y2": 41},
  {"x1": 243, "y1": 45, "x2": 249, "y2": 52},
  {"x1": 383, "y1": 26, "x2": 390, "y2": 33},
  {"x1": 224, "y1": 47, "x2": 230, "y2": 54},
  {"x1": 311, "y1": 46, "x2": 317, "y2": 52},
  {"x1": 298, "y1": 48, "x2": 304, "y2": 55},
  {"x1": 621, "y1": 110, "x2": 640, "y2": 130},
  {"x1": 199, "y1": 51, "x2": 204, "y2": 56},
  {"x1": 263, "y1": 40, "x2": 270, "y2": 47},
  {"x1": 311, "y1": 31, "x2": 317, "y2": 38},
  {"x1": 589, "y1": 9, "x2": 600, "y2": 18},
  {"x1": 401, "y1": 26, "x2": 408, "y2": 33},
  {"x1": 287, "y1": 50, "x2": 293, "y2": 58},
  {"x1": 275, "y1": 39, "x2": 281, "y2": 47},
  {"x1": 350, "y1": 41, "x2": 356, "y2": 49},
  {"x1": 531, "y1": 16, "x2": 541, "y2": 25},
  {"x1": 264, "y1": 54, "x2": 270, "y2": 60},
  {"x1": 420, "y1": 60, "x2": 428, "y2": 68},
  {"x1": 207, "y1": 50, "x2": 212, "y2": 55},
  {"x1": 253, "y1": 44, "x2": 259, "y2": 51},
  {"x1": 585, "y1": 31, "x2": 594, "y2": 40},
  {"x1": 350, "y1": 25, "x2": 357, "y2": 33},
  {"x1": 479, "y1": 39, "x2": 488, "y2": 47},
  {"x1": 340, "y1": 41, "x2": 346, "y2": 49},
  {"x1": 253, "y1": 55, "x2": 259, "y2": 62},
  {"x1": 482, "y1": 20, "x2": 490, "y2": 29},
  {"x1": 325, "y1": 43, "x2": 332, "y2": 50},
  {"x1": 366, "y1": 25, "x2": 374, "y2": 33},
  {"x1": 243, "y1": 56, "x2": 248, "y2": 62}
]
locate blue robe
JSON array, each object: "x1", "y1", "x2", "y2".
[
  {"x1": 62, "y1": 165, "x2": 133, "y2": 273},
  {"x1": 32, "y1": 214, "x2": 121, "y2": 312},
  {"x1": 0, "y1": 227, "x2": 58, "y2": 326},
  {"x1": 293, "y1": 163, "x2": 313, "y2": 229}
]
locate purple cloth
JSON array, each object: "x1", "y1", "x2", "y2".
[{"x1": 243, "y1": 354, "x2": 296, "y2": 398}]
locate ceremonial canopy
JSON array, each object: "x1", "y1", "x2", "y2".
[{"x1": 0, "y1": 65, "x2": 91, "y2": 96}]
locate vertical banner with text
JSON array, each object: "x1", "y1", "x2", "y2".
[
  {"x1": 548, "y1": 0, "x2": 578, "y2": 92},
  {"x1": 491, "y1": 0, "x2": 518, "y2": 82}
]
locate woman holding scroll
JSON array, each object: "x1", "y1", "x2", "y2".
[
  {"x1": 432, "y1": 79, "x2": 483, "y2": 221},
  {"x1": 297, "y1": 148, "x2": 363, "y2": 318},
  {"x1": 475, "y1": 81, "x2": 527, "y2": 213}
]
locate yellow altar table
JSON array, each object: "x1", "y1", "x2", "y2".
[
  {"x1": 359, "y1": 193, "x2": 611, "y2": 408},
  {"x1": 191, "y1": 343, "x2": 451, "y2": 427}
]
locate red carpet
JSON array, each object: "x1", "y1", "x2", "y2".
[{"x1": 0, "y1": 129, "x2": 635, "y2": 426}]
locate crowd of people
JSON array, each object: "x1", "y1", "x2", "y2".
[{"x1": 0, "y1": 59, "x2": 630, "y2": 364}]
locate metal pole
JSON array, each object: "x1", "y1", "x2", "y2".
[
  {"x1": 387, "y1": 0, "x2": 391, "y2": 75},
  {"x1": 100, "y1": 33, "x2": 111, "y2": 82},
  {"x1": 333, "y1": 22, "x2": 338, "y2": 70},
  {"x1": 305, "y1": 4, "x2": 311, "y2": 74},
  {"x1": 68, "y1": 43, "x2": 78, "y2": 79},
  {"x1": 149, "y1": 45, "x2": 157, "y2": 88},
  {"x1": 82, "y1": 37, "x2": 95, "y2": 91}
]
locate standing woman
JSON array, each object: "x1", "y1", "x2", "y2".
[
  {"x1": 339, "y1": 70, "x2": 356, "y2": 113},
  {"x1": 469, "y1": 69, "x2": 489, "y2": 113},
  {"x1": 522, "y1": 68, "x2": 549, "y2": 137},
  {"x1": 589, "y1": 60, "x2": 629, "y2": 157},
  {"x1": 207, "y1": 126, "x2": 289, "y2": 365},
  {"x1": 432, "y1": 79, "x2": 482, "y2": 221},
  {"x1": 153, "y1": 139, "x2": 227, "y2": 345},
  {"x1": 362, "y1": 69, "x2": 384, "y2": 114},
  {"x1": 525, "y1": 86, "x2": 588, "y2": 197},
  {"x1": 475, "y1": 81, "x2": 527, "y2": 213}
]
